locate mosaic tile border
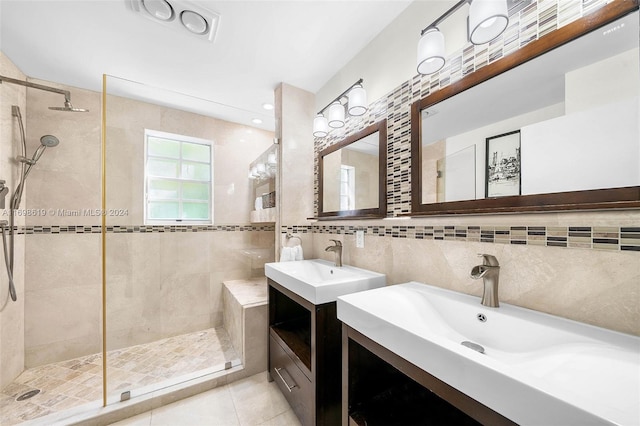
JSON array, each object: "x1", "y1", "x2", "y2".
[
  {"x1": 297, "y1": 225, "x2": 640, "y2": 252},
  {"x1": 4, "y1": 224, "x2": 275, "y2": 235},
  {"x1": 313, "y1": 0, "x2": 610, "y2": 217},
  {"x1": 281, "y1": 225, "x2": 314, "y2": 236}
]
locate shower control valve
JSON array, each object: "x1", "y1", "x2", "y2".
[{"x1": 0, "y1": 180, "x2": 8, "y2": 210}]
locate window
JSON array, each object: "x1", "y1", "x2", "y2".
[
  {"x1": 340, "y1": 165, "x2": 355, "y2": 211},
  {"x1": 144, "y1": 129, "x2": 213, "y2": 224}
]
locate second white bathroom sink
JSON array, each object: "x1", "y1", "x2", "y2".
[{"x1": 265, "y1": 259, "x2": 386, "y2": 304}]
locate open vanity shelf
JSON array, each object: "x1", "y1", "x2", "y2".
[
  {"x1": 268, "y1": 279, "x2": 342, "y2": 425},
  {"x1": 343, "y1": 325, "x2": 515, "y2": 426},
  {"x1": 269, "y1": 295, "x2": 312, "y2": 374}
]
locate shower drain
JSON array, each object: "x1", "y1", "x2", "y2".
[{"x1": 16, "y1": 389, "x2": 40, "y2": 401}]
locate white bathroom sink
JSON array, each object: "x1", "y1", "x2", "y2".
[
  {"x1": 337, "y1": 282, "x2": 640, "y2": 425},
  {"x1": 264, "y1": 259, "x2": 386, "y2": 304}
]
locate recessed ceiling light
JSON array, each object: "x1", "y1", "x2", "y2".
[
  {"x1": 262, "y1": 103, "x2": 274, "y2": 110},
  {"x1": 252, "y1": 118, "x2": 263, "y2": 124}
]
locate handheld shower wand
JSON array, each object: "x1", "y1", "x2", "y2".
[{"x1": 2, "y1": 106, "x2": 62, "y2": 303}]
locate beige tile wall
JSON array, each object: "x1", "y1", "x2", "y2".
[
  {"x1": 310, "y1": 212, "x2": 640, "y2": 336},
  {"x1": 25, "y1": 81, "x2": 102, "y2": 226},
  {"x1": 105, "y1": 92, "x2": 274, "y2": 226},
  {"x1": 14, "y1": 77, "x2": 276, "y2": 368},
  {"x1": 0, "y1": 52, "x2": 27, "y2": 388},
  {"x1": 106, "y1": 230, "x2": 273, "y2": 352},
  {"x1": 275, "y1": 83, "x2": 316, "y2": 261}
]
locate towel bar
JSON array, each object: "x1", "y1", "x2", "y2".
[{"x1": 285, "y1": 233, "x2": 302, "y2": 244}]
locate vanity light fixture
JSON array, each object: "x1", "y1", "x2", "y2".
[
  {"x1": 313, "y1": 78, "x2": 368, "y2": 138},
  {"x1": 417, "y1": 0, "x2": 509, "y2": 75}
]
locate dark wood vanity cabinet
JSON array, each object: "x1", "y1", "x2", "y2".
[
  {"x1": 267, "y1": 278, "x2": 342, "y2": 426},
  {"x1": 343, "y1": 325, "x2": 516, "y2": 426}
]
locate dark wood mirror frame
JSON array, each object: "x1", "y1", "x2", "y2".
[
  {"x1": 318, "y1": 119, "x2": 387, "y2": 219},
  {"x1": 409, "y1": 0, "x2": 640, "y2": 216}
]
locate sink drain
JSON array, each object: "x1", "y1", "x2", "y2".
[
  {"x1": 16, "y1": 389, "x2": 40, "y2": 401},
  {"x1": 461, "y1": 341, "x2": 485, "y2": 354}
]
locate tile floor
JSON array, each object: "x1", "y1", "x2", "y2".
[
  {"x1": 109, "y1": 372, "x2": 301, "y2": 426},
  {"x1": 1, "y1": 327, "x2": 238, "y2": 425}
]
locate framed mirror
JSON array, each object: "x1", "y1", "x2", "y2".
[
  {"x1": 410, "y1": 1, "x2": 640, "y2": 215},
  {"x1": 318, "y1": 120, "x2": 387, "y2": 219}
]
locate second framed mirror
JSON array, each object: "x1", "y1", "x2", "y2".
[{"x1": 318, "y1": 120, "x2": 387, "y2": 219}]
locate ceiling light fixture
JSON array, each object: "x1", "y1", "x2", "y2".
[
  {"x1": 142, "y1": 0, "x2": 174, "y2": 21},
  {"x1": 127, "y1": 0, "x2": 220, "y2": 42},
  {"x1": 180, "y1": 10, "x2": 208, "y2": 35},
  {"x1": 262, "y1": 103, "x2": 274, "y2": 110},
  {"x1": 252, "y1": 118, "x2": 263, "y2": 124},
  {"x1": 417, "y1": 0, "x2": 509, "y2": 75},
  {"x1": 312, "y1": 78, "x2": 368, "y2": 138}
]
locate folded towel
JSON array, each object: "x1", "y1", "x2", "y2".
[
  {"x1": 280, "y1": 246, "x2": 294, "y2": 262},
  {"x1": 279, "y1": 244, "x2": 303, "y2": 262}
]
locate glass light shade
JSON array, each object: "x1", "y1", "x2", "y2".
[
  {"x1": 267, "y1": 152, "x2": 277, "y2": 165},
  {"x1": 180, "y1": 10, "x2": 208, "y2": 34},
  {"x1": 468, "y1": 0, "x2": 509, "y2": 45},
  {"x1": 313, "y1": 114, "x2": 329, "y2": 137},
  {"x1": 142, "y1": 0, "x2": 174, "y2": 21},
  {"x1": 348, "y1": 85, "x2": 368, "y2": 116},
  {"x1": 327, "y1": 101, "x2": 346, "y2": 128},
  {"x1": 417, "y1": 28, "x2": 445, "y2": 75}
]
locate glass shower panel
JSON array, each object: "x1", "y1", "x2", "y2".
[
  {"x1": 103, "y1": 75, "x2": 274, "y2": 405},
  {"x1": 0, "y1": 79, "x2": 102, "y2": 424}
]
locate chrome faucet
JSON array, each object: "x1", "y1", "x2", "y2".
[
  {"x1": 325, "y1": 239, "x2": 343, "y2": 267},
  {"x1": 470, "y1": 254, "x2": 500, "y2": 307}
]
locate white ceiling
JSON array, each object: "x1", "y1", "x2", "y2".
[{"x1": 0, "y1": 0, "x2": 412, "y2": 132}]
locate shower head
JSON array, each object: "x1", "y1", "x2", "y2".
[
  {"x1": 40, "y1": 135, "x2": 60, "y2": 147},
  {"x1": 1, "y1": 75, "x2": 89, "y2": 112},
  {"x1": 27, "y1": 135, "x2": 60, "y2": 165},
  {"x1": 48, "y1": 100, "x2": 89, "y2": 113}
]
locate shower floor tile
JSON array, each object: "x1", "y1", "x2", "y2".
[{"x1": 0, "y1": 326, "x2": 237, "y2": 425}]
